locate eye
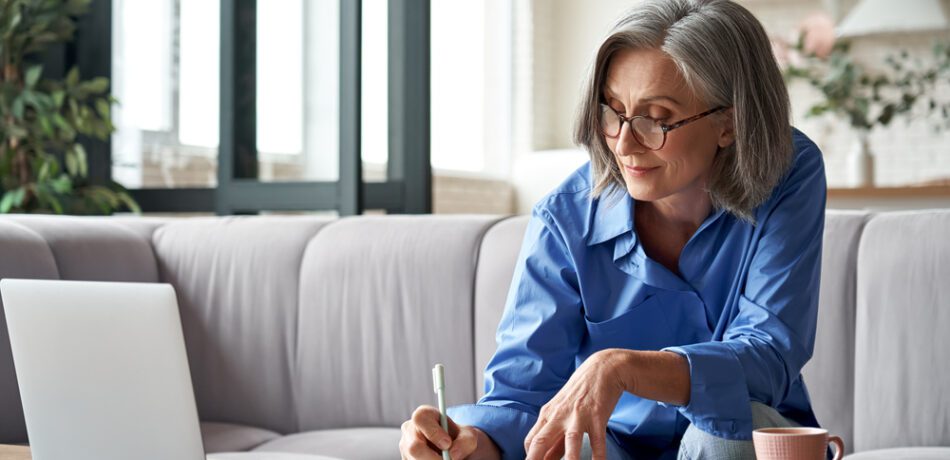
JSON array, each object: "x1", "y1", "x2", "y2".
[{"x1": 649, "y1": 109, "x2": 672, "y2": 121}]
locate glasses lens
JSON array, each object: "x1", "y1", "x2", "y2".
[
  {"x1": 600, "y1": 105, "x2": 621, "y2": 137},
  {"x1": 631, "y1": 117, "x2": 664, "y2": 149}
]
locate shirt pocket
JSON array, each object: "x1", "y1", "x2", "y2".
[{"x1": 583, "y1": 294, "x2": 675, "y2": 351}]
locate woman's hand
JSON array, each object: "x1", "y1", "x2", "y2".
[
  {"x1": 399, "y1": 405, "x2": 499, "y2": 460},
  {"x1": 523, "y1": 349, "x2": 628, "y2": 460}
]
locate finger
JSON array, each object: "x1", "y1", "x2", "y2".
[
  {"x1": 542, "y1": 438, "x2": 566, "y2": 460},
  {"x1": 448, "y1": 426, "x2": 478, "y2": 459},
  {"x1": 523, "y1": 414, "x2": 548, "y2": 454},
  {"x1": 446, "y1": 414, "x2": 462, "y2": 438},
  {"x1": 405, "y1": 429, "x2": 444, "y2": 460},
  {"x1": 399, "y1": 421, "x2": 412, "y2": 458},
  {"x1": 588, "y1": 430, "x2": 608, "y2": 460},
  {"x1": 412, "y1": 406, "x2": 453, "y2": 451},
  {"x1": 526, "y1": 424, "x2": 562, "y2": 460},
  {"x1": 563, "y1": 430, "x2": 585, "y2": 460}
]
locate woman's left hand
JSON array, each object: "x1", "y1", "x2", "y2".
[{"x1": 523, "y1": 348, "x2": 629, "y2": 460}]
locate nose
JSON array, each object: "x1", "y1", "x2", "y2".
[{"x1": 613, "y1": 122, "x2": 646, "y2": 157}]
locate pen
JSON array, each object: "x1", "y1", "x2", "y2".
[{"x1": 432, "y1": 363, "x2": 451, "y2": 460}]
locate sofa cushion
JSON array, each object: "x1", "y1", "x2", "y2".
[
  {"x1": 3, "y1": 215, "x2": 160, "y2": 282},
  {"x1": 801, "y1": 210, "x2": 869, "y2": 454},
  {"x1": 0, "y1": 220, "x2": 59, "y2": 443},
  {"x1": 201, "y1": 421, "x2": 281, "y2": 453},
  {"x1": 844, "y1": 447, "x2": 950, "y2": 459},
  {"x1": 473, "y1": 216, "x2": 529, "y2": 398},
  {"x1": 294, "y1": 215, "x2": 502, "y2": 430},
  {"x1": 153, "y1": 217, "x2": 333, "y2": 434},
  {"x1": 853, "y1": 211, "x2": 950, "y2": 452},
  {"x1": 252, "y1": 427, "x2": 400, "y2": 460}
]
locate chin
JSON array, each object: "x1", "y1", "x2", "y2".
[{"x1": 623, "y1": 180, "x2": 668, "y2": 203}]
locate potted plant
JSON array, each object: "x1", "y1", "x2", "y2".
[
  {"x1": 775, "y1": 13, "x2": 950, "y2": 187},
  {"x1": 0, "y1": 0, "x2": 138, "y2": 214}
]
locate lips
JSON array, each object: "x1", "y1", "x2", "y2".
[{"x1": 624, "y1": 164, "x2": 660, "y2": 176}]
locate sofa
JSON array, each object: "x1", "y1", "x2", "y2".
[{"x1": 0, "y1": 211, "x2": 947, "y2": 459}]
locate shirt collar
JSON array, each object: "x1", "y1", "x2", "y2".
[
  {"x1": 586, "y1": 189, "x2": 634, "y2": 246},
  {"x1": 586, "y1": 189, "x2": 728, "y2": 247}
]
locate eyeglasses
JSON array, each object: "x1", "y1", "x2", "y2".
[{"x1": 599, "y1": 104, "x2": 728, "y2": 150}]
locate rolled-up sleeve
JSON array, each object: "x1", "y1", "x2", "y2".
[
  {"x1": 447, "y1": 206, "x2": 586, "y2": 460},
  {"x1": 662, "y1": 144, "x2": 827, "y2": 440}
]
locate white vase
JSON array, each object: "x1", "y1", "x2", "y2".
[{"x1": 847, "y1": 129, "x2": 874, "y2": 188}]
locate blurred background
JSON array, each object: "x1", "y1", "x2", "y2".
[{"x1": 4, "y1": 0, "x2": 949, "y2": 216}]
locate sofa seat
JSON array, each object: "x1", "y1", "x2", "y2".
[
  {"x1": 844, "y1": 447, "x2": 950, "y2": 459},
  {"x1": 252, "y1": 427, "x2": 401, "y2": 460},
  {"x1": 201, "y1": 422, "x2": 282, "y2": 453}
]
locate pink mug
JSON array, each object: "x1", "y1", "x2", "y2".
[{"x1": 752, "y1": 427, "x2": 844, "y2": 460}]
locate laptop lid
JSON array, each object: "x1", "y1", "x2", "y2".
[{"x1": 0, "y1": 279, "x2": 205, "y2": 460}]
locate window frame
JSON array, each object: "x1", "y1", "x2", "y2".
[{"x1": 71, "y1": 0, "x2": 431, "y2": 215}]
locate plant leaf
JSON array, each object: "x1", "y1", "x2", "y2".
[
  {"x1": 117, "y1": 190, "x2": 141, "y2": 214},
  {"x1": 80, "y1": 77, "x2": 109, "y2": 95},
  {"x1": 65, "y1": 149, "x2": 78, "y2": 176},
  {"x1": 12, "y1": 96, "x2": 24, "y2": 119},
  {"x1": 51, "y1": 175, "x2": 72, "y2": 194},
  {"x1": 0, "y1": 190, "x2": 15, "y2": 213},
  {"x1": 25, "y1": 65, "x2": 42, "y2": 88},
  {"x1": 38, "y1": 158, "x2": 51, "y2": 181},
  {"x1": 94, "y1": 98, "x2": 110, "y2": 119},
  {"x1": 74, "y1": 143, "x2": 88, "y2": 177},
  {"x1": 52, "y1": 89, "x2": 65, "y2": 107},
  {"x1": 66, "y1": 67, "x2": 80, "y2": 88}
]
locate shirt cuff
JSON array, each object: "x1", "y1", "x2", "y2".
[
  {"x1": 446, "y1": 403, "x2": 538, "y2": 460},
  {"x1": 661, "y1": 342, "x2": 754, "y2": 440}
]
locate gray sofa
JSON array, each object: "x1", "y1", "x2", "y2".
[{"x1": 0, "y1": 211, "x2": 947, "y2": 459}]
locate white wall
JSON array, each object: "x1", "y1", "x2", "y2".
[
  {"x1": 511, "y1": 0, "x2": 950, "y2": 213},
  {"x1": 533, "y1": 0, "x2": 635, "y2": 150},
  {"x1": 512, "y1": 0, "x2": 634, "y2": 213}
]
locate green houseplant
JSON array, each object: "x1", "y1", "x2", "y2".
[
  {"x1": 0, "y1": 0, "x2": 138, "y2": 214},
  {"x1": 774, "y1": 13, "x2": 950, "y2": 187},
  {"x1": 783, "y1": 40, "x2": 950, "y2": 133}
]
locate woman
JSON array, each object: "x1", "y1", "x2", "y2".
[{"x1": 400, "y1": 0, "x2": 826, "y2": 459}]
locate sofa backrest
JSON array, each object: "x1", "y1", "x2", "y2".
[
  {"x1": 0, "y1": 216, "x2": 163, "y2": 443},
  {"x1": 473, "y1": 216, "x2": 529, "y2": 399},
  {"x1": 852, "y1": 211, "x2": 950, "y2": 452},
  {"x1": 5, "y1": 215, "x2": 162, "y2": 283},
  {"x1": 294, "y1": 215, "x2": 501, "y2": 431},
  {"x1": 802, "y1": 210, "x2": 869, "y2": 453},
  {"x1": 151, "y1": 216, "x2": 333, "y2": 434},
  {"x1": 0, "y1": 220, "x2": 59, "y2": 443}
]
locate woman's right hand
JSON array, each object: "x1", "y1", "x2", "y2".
[{"x1": 400, "y1": 405, "x2": 494, "y2": 460}]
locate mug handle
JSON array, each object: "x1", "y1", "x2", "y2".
[{"x1": 828, "y1": 435, "x2": 845, "y2": 460}]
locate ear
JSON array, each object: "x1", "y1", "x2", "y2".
[{"x1": 717, "y1": 107, "x2": 736, "y2": 149}]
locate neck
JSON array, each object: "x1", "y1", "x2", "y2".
[{"x1": 637, "y1": 184, "x2": 713, "y2": 234}]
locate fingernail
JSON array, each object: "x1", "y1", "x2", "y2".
[{"x1": 440, "y1": 438, "x2": 451, "y2": 450}]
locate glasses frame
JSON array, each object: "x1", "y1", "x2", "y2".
[{"x1": 600, "y1": 104, "x2": 729, "y2": 150}]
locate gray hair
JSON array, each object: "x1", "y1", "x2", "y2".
[{"x1": 574, "y1": 0, "x2": 793, "y2": 223}]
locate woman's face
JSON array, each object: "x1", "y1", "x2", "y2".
[{"x1": 602, "y1": 48, "x2": 732, "y2": 204}]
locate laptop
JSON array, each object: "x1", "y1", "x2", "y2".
[{"x1": 0, "y1": 279, "x2": 206, "y2": 460}]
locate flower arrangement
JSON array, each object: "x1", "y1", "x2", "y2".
[{"x1": 774, "y1": 12, "x2": 950, "y2": 133}]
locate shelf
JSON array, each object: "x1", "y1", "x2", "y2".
[{"x1": 828, "y1": 185, "x2": 950, "y2": 199}]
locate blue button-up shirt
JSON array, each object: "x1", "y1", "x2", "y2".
[{"x1": 448, "y1": 128, "x2": 826, "y2": 459}]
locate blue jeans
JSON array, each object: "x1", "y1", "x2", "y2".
[{"x1": 572, "y1": 402, "x2": 799, "y2": 460}]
